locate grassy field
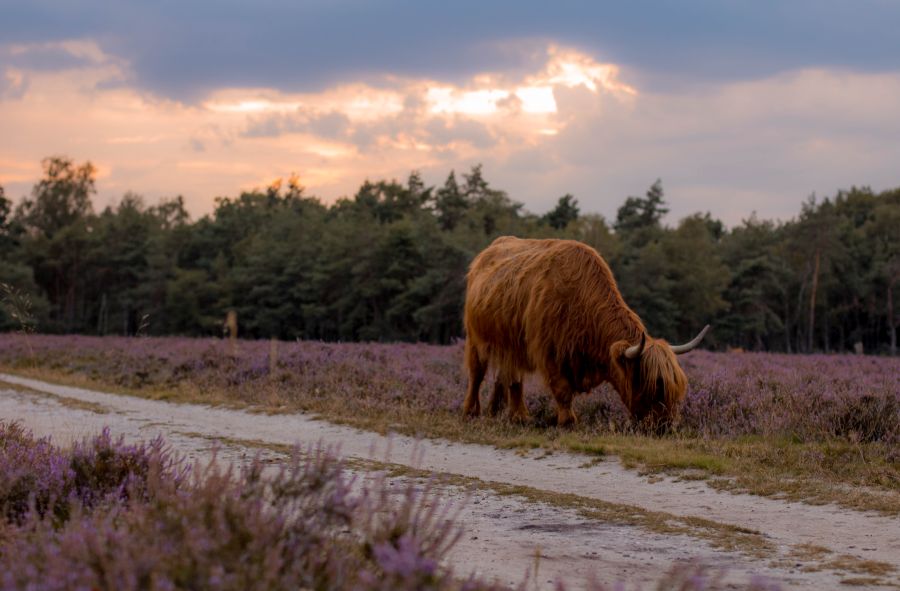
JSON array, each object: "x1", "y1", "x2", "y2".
[{"x1": 1, "y1": 333, "x2": 898, "y2": 514}]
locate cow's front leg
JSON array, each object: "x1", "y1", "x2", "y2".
[
  {"x1": 546, "y1": 367, "x2": 577, "y2": 427},
  {"x1": 507, "y1": 381, "x2": 530, "y2": 423},
  {"x1": 463, "y1": 341, "x2": 487, "y2": 418}
]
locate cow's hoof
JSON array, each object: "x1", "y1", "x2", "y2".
[
  {"x1": 556, "y1": 411, "x2": 577, "y2": 429},
  {"x1": 508, "y1": 411, "x2": 531, "y2": 425}
]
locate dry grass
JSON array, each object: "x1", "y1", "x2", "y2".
[
  {"x1": 776, "y1": 543, "x2": 898, "y2": 586},
  {"x1": 0, "y1": 377, "x2": 109, "y2": 414}
]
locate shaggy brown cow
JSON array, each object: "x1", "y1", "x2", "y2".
[{"x1": 462, "y1": 236, "x2": 708, "y2": 428}]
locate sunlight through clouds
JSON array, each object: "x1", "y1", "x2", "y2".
[
  {"x1": 204, "y1": 84, "x2": 406, "y2": 121},
  {"x1": 514, "y1": 86, "x2": 556, "y2": 114},
  {"x1": 426, "y1": 87, "x2": 509, "y2": 115},
  {"x1": 0, "y1": 41, "x2": 634, "y2": 214},
  {"x1": 201, "y1": 45, "x2": 631, "y2": 141},
  {"x1": 539, "y1": 45, "x2": 636, "y2": 96},
  {"x1": 2, "y1": 35, "x2": 899, "y2": 224},
  {"x1": 205, "y1": 99, "x2": 303, "y2": 114}
]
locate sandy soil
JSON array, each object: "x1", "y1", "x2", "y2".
[{"x1": 1, "y1": 373, "x2": 898, "y2": 589}]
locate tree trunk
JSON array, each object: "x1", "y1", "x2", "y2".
[
  {"x1": 783, "y1": 298, "x2": 792, "y2": 353},
  {"x1": 97, "y1": 292, "x2": 108, "y2": 335},
  {"x1": 889, "y1": 281, "x2": 897, "y2": 356},
  {"x1": 54, "y1": 271, "x2": 63, "y2": 325},
  {"x1": 808, "y1": 249, "x2": 820, "y2": 353},
  {"x1": 791, "y1": 271, "x2": 811, "y2": 354}
]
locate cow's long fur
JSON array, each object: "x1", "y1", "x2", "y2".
[{"x1": 462, "y1": 236, "x2": 688, "y2": 427}]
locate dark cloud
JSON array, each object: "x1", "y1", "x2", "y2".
[
  {"x1": 0, "y1": 44, "x2": 96, "y2": 71},
  {"x1": 306, "y1": 111, "x2": 352, "y2": 139},
  {"x1": 242, "y1": 110, "x2": 351, "y2": 139},
  {"x1": 349, "y1": 112, "x2": 421, "y2": 149},
  {"x1": 242, "y1": 115, "x2": 286, "y2": 139},
  {"x1": 2, "y1": 1, "x2": 899, "y2": 101},
  {"x1": 424, "y1": 117, "x2": 496, "y2": 149}
]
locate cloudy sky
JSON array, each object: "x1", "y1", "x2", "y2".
[{"x1": 2, "y1": 1, "x2": 899, "y2": 225}]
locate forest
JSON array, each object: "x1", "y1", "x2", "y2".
[{"x1": 0, "y1": 156, "x2": 898, "y2": 354}]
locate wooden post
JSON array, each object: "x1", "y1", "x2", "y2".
[{"x1": 225, "y1": 310, "x2": 238, "y2": 356}]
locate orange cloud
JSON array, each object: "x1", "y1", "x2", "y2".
[{"x1": 0, "y1": 41, "x2": 636, "y2": 212}]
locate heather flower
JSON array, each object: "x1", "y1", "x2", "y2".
[
  {"x1": 0, "y1": 427, "x2": 498, "y2": 590},
  {"x1": 370, "y1": 533, "x2": 439, "y2": 586}
]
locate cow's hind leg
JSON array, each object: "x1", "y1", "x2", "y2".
[
  {"x1": 545, "y1": 366, "x2": 577, "y2": 427},
  {"x1": 487, "y1": 379, "x2": 507, "y2": 417},
  {"x1": 462, "y1": 341, "x2": 487, "y2": 418},
  {"x1": 508, "y1": 379, "x2": 529, "y2": 423}
]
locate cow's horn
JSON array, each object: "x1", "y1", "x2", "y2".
[
  {"x1": 670, "y1": 324, "x2": 710, "y2": 355},
  {"x1": 624, "y1": 333, "x2": 646, "y2": 359}
]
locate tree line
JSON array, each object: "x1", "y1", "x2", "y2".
[{"x1": 1, "y1": 156, "x2": 898, "y2": 354}]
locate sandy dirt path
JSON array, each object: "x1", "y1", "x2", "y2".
[{"x1": 1, "y1": 373, "x2": 898, "y2": 589}]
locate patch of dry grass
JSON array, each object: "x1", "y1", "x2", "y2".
[
  {"x1": 777, "y1": 543, "x2": 898, "y2": 586},
  {"x1": 0, "y1": 377, "x2": 109, "y2": 414}
]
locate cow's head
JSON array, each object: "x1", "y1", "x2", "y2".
[{"x1": 608, "y1": 325, "x2": 709, "y2": 430}]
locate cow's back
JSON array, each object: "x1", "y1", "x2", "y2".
[{"x1": 465, "y1": 236, "x2": 619, "y2": 375}]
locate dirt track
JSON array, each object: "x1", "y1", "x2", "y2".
[{"x1": 1, "y1": 373, "x2": 898, "y2": 589}]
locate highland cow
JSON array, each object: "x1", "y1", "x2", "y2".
[{"x1": 462, "y1": 236, "x2": 709, "y2": 428}]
